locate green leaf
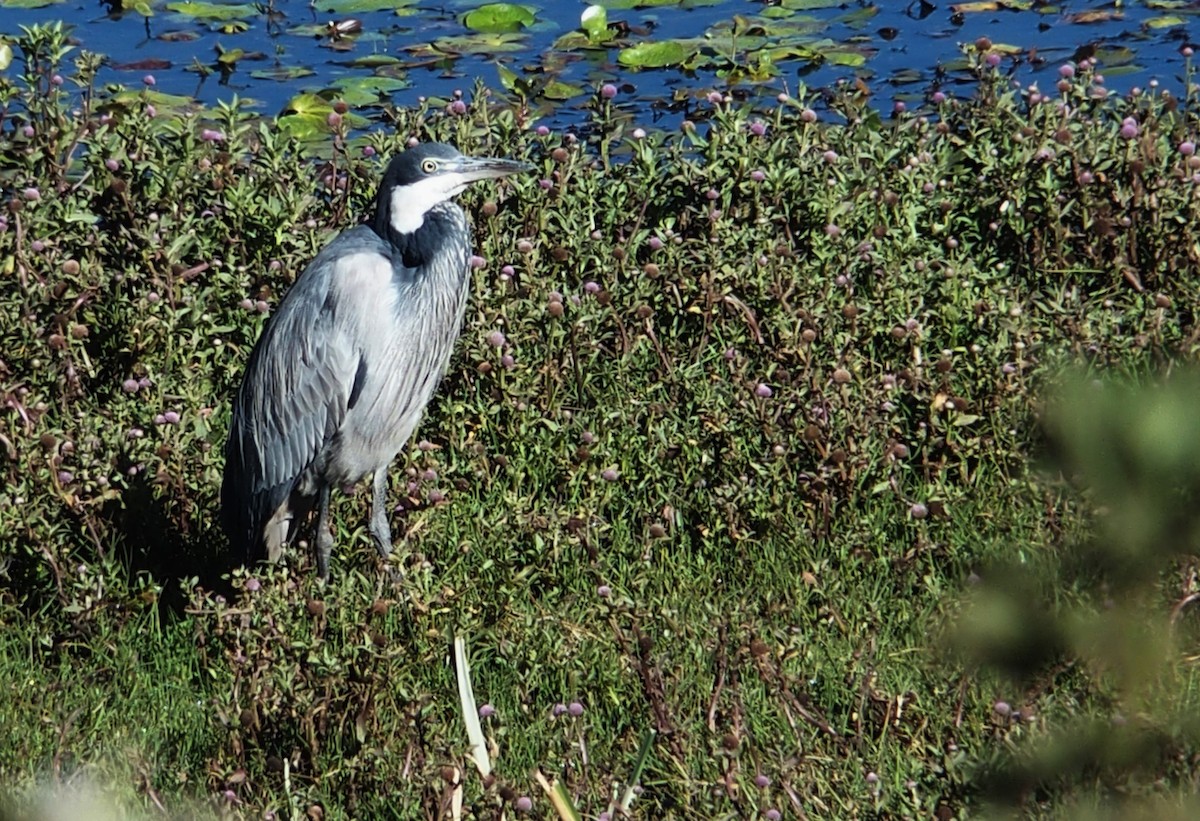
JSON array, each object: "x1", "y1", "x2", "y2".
[
  {"x1": 315, "y1": 0, "x2": 417, "y2": 12},
  {"x1": 617, "y1": 40, "x2": 691, "y2": 68},
  {"x1": 421, "y1": 32, "x2": 527, "y2": 56},
  {"x1": 249, "y1": 65, "x2": 316, "y2": 81},
  {"x1": 0, "y1": 43, "x2": 12, "y2": 71},
  {"x1": 330, "y1": 74, "x2": 409, "y2": 106},
  {"x1": 463, "y1": 3, "x2": 536, "y2": 33},
  {"x1": 0, "y1": 0, "x2": 62, "y2": 7},
  {"x1": 542, "y1": 79, "x2": 584, "y2": 100},
  {"x1": 166, "y1": 1, "x2": 256, "y2": 21},
  {"x1": 1144, "y1": 15, "x2": 1186, "y2": 28}
]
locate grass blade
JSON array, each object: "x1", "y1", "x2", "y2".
[{"x1": 453, "y1": 635, "x2": 492, "y2": 778}]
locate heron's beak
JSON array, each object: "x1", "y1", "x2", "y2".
[{"x1": 446, "y1": 155, "x2": 535, "y2": 183}]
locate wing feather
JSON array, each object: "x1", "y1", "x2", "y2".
[{"x1": 221, "y1": 225, "x2": 388, "y2": 558}]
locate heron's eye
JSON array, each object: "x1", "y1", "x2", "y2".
[{"x1": 421, "y1": 159, "x2": 438, "y2": 174}]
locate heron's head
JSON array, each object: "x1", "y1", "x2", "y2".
[{"x1": 377, "y1": 143, "x2": 532, "y2": 236}]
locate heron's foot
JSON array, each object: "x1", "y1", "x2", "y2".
[
  {"x1": 315, "y1": 526, "x2": 334, "y2": 581},
  {"x1": 369, "y1": 516, "x2": 393, "y2": 561},
  {"x1": 369, "y1": 469, "x2": 394, "y2": 560}
]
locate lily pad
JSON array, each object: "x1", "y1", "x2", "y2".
[
  {"x1": 166, "y1": 1, "x2": 257, "y2": 21},
  {"x1": 330, "y1": 74, "x2": 410, "y2": 105},
  {"x1": 315, "y1": 0, "x2": 417, "y2": 12},
  {"x1": 0, "y1": 0, "x2": 63, "y2": 8},
  {"x1": 417, "y1": 32, "x2": 527, "y2": 56},
  {"x1": 618, "y1": 40, "x2": 692, "y2": 68},
  {"x1": 463, "y1": 3, "x2": 536, "y2": 34},
  {"x1": 342, "y1": 54, "x2": 403, "y2": 68},
  {"x1": 250, "y1": 65, "x2": 317, "y2": 81}
]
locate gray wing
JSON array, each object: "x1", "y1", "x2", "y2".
[{"x1": 221, "y1": 224, "x2": 385, "y2": 559}]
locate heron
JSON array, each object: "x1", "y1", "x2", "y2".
[{"x1": 221, "y1": 143, "x2": 532, "y2": 578}]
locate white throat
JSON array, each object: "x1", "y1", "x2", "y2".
[{"x1": 388, "y1": 175, "x2": 466, "y2": 234}]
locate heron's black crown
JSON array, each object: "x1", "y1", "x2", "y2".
[{"x1": 379, "y1": 142, "x2": 463, "y2": 190}]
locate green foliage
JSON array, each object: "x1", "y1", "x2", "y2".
[{"x1": 3, "y1": 20, "x2": 1200, "y2": 820}]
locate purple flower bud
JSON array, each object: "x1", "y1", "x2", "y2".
[
  {"x1": 648, "y1": 236, "x2": 664, "y2": 251},
  {"x1": 755, "y1": 383, "x2": 773, "y2": 398},
  {"x1": 154, "y1": 414, "x2": 167, "y2": 425},
  {"x1": 164, "y1": 410, "x2": 180, "y2": 424},
  {"x1": 23, "y1": 188, "x2": 40, "y2": 201},
  {"x1": 478, "y1": 703, "x2": 495, "y2": 718},
  {"x1": 450, "y1": 100, "x2": 468, "y2": 115},
  {"x1": 1181, "y1": 141, "x2": 1196, "y2": 157},
  {"x1": 201, "y1": 129, "x2": 225, "y2": 142},
  {"x1": 487, "y1": 330, "x2": 506, "y2": 347},
  {"x1": 754, "y1": 774, "x2": 770, "y2": 789},
  {"x1": 910, "y1": 502, "x2": 928, "y2": 519},
  {"x1": 469, "y1": 255, "x2": 486, "y2": 269},
  {"x1": 931, "y1": 91, "x2": 947, "y2": 104},
  {"x1": 597, "y1": 584, "x2": 611, "y2": 598},
  {"x1": 514, "y1": 796, "x2": 532, "y2": 812},
  {"x1": 143, "y1": 74, "x2": 156, "y2": 86},
  {"x1": 632, "y1": 127, "x2": 646, "y2": 140},
  {"x1": 866, "y1": 771, "x2": 879, "y2": 784},
  {"x1": 145, "y1": 104, "x2": 157, "y2": 118},
  {"x1": 501, "y1": 354, "x2": 515, "y2": 369},
  {"x1": 57, "y1": 470, "x2": 74, "y2": 484},
  {"x1": 707, "y1": 90, "x2": 723, "y2": 104},
  {"x1": 581, "y1": 431, "x2": 595, "y2": 444},
  {"x1": 538, "y1": 178, "x2": 552, "y2": 191},
  {"x1": 601, "y1": 468, "x2": 619, "y2": 482},
  {"x1": 750, "y1": 169, "x2": 766, "y2": 182},
  {"x1": 105, "y1": 158, "x2": 120, "y2": 172},
  {"x1": 583, "y1": 280, "x2": 600, "y2": 294},
  {"x1": 822, "y1": 149, "x2": 838, "y2": 164},
  {"x1": 568, "y1": 701, "x2": 584, "y2": 716},
  {"x1": 705, "y1": 188, "x2": 719, "y2": 200},
  {"x1": 245, "y1": 577, "x2": 260, "y2": 593},
  {"x1": 800, "y1": 107, "x2": 818, "y2": 123},
  {"x1": 1185, "y1": 47, "x2": 1195, "y2": 58},
  {"x1": 362, "y1": 145, "x2": 376, "y2": 158},
  {"x1": 326, "y1": 112, "x2": 342, "y2": 128},
  {"x1": 1058, "y1": 63, "x2": 1075, "y2": 79},
  {"x1": 239, "y1": 298, "x2": 254, "y2": 311},
  {"x1": 765, "y1": 811, "x2": 781, "y2": 821},
  {"x1": 255, "y1": 300, "x2": 270, "y2": 313},
  {"x1": 600, "y1": 83, "x2": 617, "y2": 100},
  {"x1": 552, "y1": 703, "x2": 567, "y2": 716},
  {"x1": 825, "y1": 223, "x2": 841, "y2": 238},
  {"x1": 893, "y1": 101, "x2": 906, "y2": 114},
  {"x1": 1120, "y1": 122, "x2": 1138, "y2": 140},
  {"x1": 31, "y1": 240, "x2": 45, "y2": 252},
  {"x1": 984, "y1": 52, "x2": 1001, "y2": 68},
  {"x1": 122, "y1": 378, "x2": 140, "y2": 393},
  {"x1": 500, "y1": 265, "x2": 515, "y2": 279},
  {"x1": 22, "y1": 125, "x2": 35, "y2": 138},
  {"x1": 749, "y1": 121, "x2": 766, "y2": 136},
  {"x1": 994, "y1": 700, "x2": 1011, "y2": 716},
  {"x1": 535, "y1": 125, "x2": 550, "y2": 136}
]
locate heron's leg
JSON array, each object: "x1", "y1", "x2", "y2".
[
  {"x1": 369, "y1": 468, "x2": 394, "y2": 560},
  {"x1": 315, "y1": 484, "x2": 334, "y2": 580}
]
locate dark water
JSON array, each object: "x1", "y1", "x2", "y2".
[{"x1": 1, "y1": 0, "x2": 1196, "y2": 130}]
